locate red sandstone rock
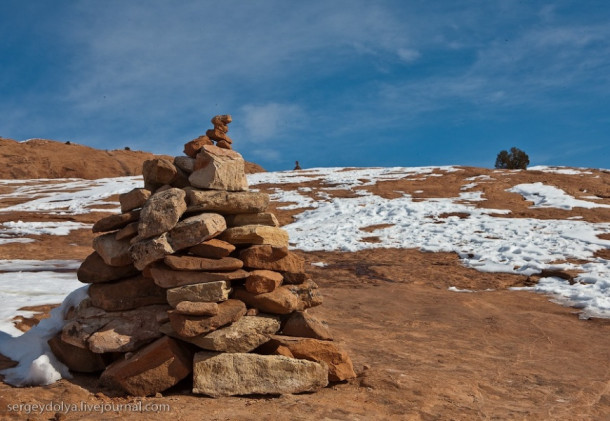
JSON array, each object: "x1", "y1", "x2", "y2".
[
  {"x1": 77, "y1": 252, "x2": 138, "y2": 284},
  {"x1": 239, "y1": 245, "x2": 304, "y2": 272},
  {"x1": 92, "y1": 209, "x2": 140, "y2": 233},
  {"x1": 168, "y1": 299, "x2": 246, "y2": 337},
  {"x1": 163, "y1": 255, "x2": 243, "y2": 271},
  {"x1": 88, "y1": 275, "x2": 167, "y2": 312},
  {"x1": 100, "y1": 336, "x2": 193, "y2": 396},
  {"x1": 245, "y1": 270, "x2": 283, "y2": 294},
  {"x1": 282, "y1": 311, "x2": 333, "y2": 340},
  {"x1": 184, "y1": 136, "x2": 213, "y2": 158},
  {"x1": 120, "y1": 188, "x2": 151, "y2": 213},
  {"x1": 189, "y1": 239, "x2": 235, "y2": 259},
  {"x1": 268, "y1": 336, "x2": 356, "y2": 382}
]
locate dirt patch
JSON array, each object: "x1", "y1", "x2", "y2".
[
  {"x1": 11, "y1": 304, "x2": 60, "y2": 333},
  {"x1": 2, "y1": 249, "x2": 610, "y2": 419},
  {"x1": 359, "y1": 224, "x2": 395, "y2": 233},
  {"x1": 0, "y1": 230, "x2": 95, "y2": 260}
]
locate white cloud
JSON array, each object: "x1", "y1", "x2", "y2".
[
  {"x1": 397, "y1": 48, "x2": 421, "y2": 63},
  {"x1": 241, "y1": 103, "x2": 305, "y2": 142}
]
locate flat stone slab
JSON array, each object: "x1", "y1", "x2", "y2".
[
  {"x1": 232, "y1": 280, "x2": 322, "y2": 314},
  {"x1": 192, "y1": 352, "x2": 328, "y2": 397},
  {"x1": 88, "y1": 275, "x2": 167, "y2": 312},
  {"x1": 167, "y1": 213, "x2": 226, "y2": 251},
  {"x1": 282, "y1": 311, "x2": 333, "y2": 341},
  {"x1": 189, "y1": 239, "x2": 235, "y2": 259},
  {"x1": 245, "y1": 270, "x2": 283, "y2": 294},
  {"x1": 225, "y1": 212, "x2": 279, "y2": 228},
  {"x1": 166, "y1": 281, "x2": 232, "y2": 307},
  {"x1": 175, "y1": 315, "x2": 280, "y2": 353},
  {"x1": 220, "y1": 225, "x2": 289, "y2": 248},
  {"x1": 186, "y1": 189, "x2": 269, "y2": 214},
  {"x1": 93, "y1": 233, "x2": 133, "y2": 267},
  {"x1": 168, "y1": 299, "x2": 246, "y2": 337},
  {"x1": 150, "y1": 264, "x2": 248, "y2": 288},
  {"x1": 101, "y1": 336, "x2": 193, "y2": 397},
  {"x1": 175, "y1": 301, "x2": 219, "y2": 316},
  {"x1": 163, "y1": 255, "x2": 243, "y2": 271},
  {"x1": 232, "y1": 287, "x2": 298, "y2": 315},
  {"x1": 92, "y1": 210, "x2": 140, "y2": 233},
  {"x1": 267, "y1": 336, "x2": 356, "y2": 382},
  {"x1": 77, "y1": 252, "x2": 138, "y2": 284},
  {"x1": 239, "y1": 245, "x2": 305, "y2": 273}
]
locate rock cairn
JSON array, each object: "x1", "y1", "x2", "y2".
[{"x1": 49, "y1": 116, "x2": 356, "y2": 397}]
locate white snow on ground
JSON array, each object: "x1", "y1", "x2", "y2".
[
  {"x1": 250, "y1": 167, "x2": 610, "y2": 319},
  {"x1": 508, "y1": 183, "x2": 610, "y2": 210},
  {"x1": 0, "y1": 221, "x2": 91, "y2": 245},
  {"x1": 528, "y1": 165, "x2": 595, "y2": 175},
  {"x1": 0, "y1": 287, "x2": 88, "y2": 386},
  {"x1": 0, "y1": 176, "x2": 142, "y2": 214},
  {"x1": 0, "y1": 260, "x2": 82, "y2": 337}
]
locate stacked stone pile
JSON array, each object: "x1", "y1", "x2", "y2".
[{"x1": 48, "y1": 116, "x2": 356, "y2": 397}]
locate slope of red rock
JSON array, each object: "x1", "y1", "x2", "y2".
[{"x1": 0, "y1": 137, "x2": 264, "y2": 179}]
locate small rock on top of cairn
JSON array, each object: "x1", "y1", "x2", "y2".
[
  {"x1": 52, "y1": 114, "x2": 355, "y2": 398},
  {"x1": 184, "y1": 114, "x2": 234, "y2": 157}
]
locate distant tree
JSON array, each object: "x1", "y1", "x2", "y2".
[
  {"x1": 124, "y1": 146, "x2": 131, "y2": 151},
  {"x1": 495, "y1": 147, "x2": 529, "y2": 169}
]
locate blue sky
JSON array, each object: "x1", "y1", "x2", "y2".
[{"x1": 1, "y1": 1, "x2": 609, "y2": 171}]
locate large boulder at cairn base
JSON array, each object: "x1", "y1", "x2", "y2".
[
  {"x1": 101, "y1": 336, "x2": 193, "y2": 397},
  {"x1": 48, "y1": 334, "x2": 110, "y2": 373},
  {"x1": 189, "y1": 145, "x2": 248, "y2": 191},
  {"x1": 192, "y1": 352, "x2": 328, "y2": 397}
]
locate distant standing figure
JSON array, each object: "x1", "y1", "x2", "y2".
[{"x1": 294, "y1": 161, "x2": 302, "y2": 170}]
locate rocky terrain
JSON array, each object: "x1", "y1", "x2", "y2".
[{"x1": 0, "y1": 139, "x2": 609, "y2": 420}]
